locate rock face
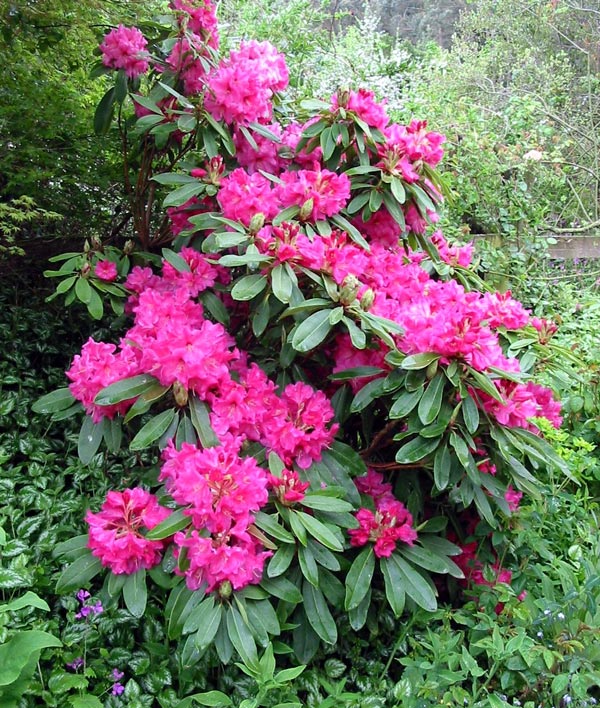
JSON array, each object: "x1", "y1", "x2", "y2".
[{"x1": 321, "y1": 0, "x2": 466, "y2": 47}]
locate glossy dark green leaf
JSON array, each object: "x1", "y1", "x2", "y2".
[
  {"x1": 93, "y1": 87, "x2": 115, "y2": 135},
  {"x1": 291, "y1": 309, "x2": 333, "y2": 352},
  {"x1": 123, "y1": 568, "x2": 147, "y2": 618},
  {"x1": 32, "y1": 388, "x2": 75, "y2": 414},
  {"x1": 395, "y1": 435, "x2": 440, "y2": 464},
  {"x1": 298, "y1": 545, "x2": 319, "y2": 586},
  {"x1": 146, "y1": 508, "x2": 190, "y2": 540},
  {"x1": 56, "y1": 552, "x2": 103, "y2": 593},
  {"x1": 266, "y1": 544, "x2": 295, "y2": 578},
  {"x1": 401, "y1": 353, "x2": 441, "y2": 370},
  {"x1": 231, "y1": 274, "x2": 268, "y2": 301},
  {"x1": 94, "y1": 374, "x2": 159, "y2": 406},
  {"x1": 418, "y1": 373, "x2": 445, "y2": 425},
  {"x1": 129, "y1": 408, "x2": 176, "y2": 451},
  {"x1": 260, "y1": 575, "x2": 302, "y2": 604},
  {"x1": 226, "y1": 605, "x2": 259, "y2": 667},
  {"x1": 78, "y1": 416, "x2": 103, "y2": 465},
  {"x1": 302, "y1": 582, "x2": 337, "y2": 644},
  {"x1": 344, "y1": 547, "x2": 375, "y2": 611}
]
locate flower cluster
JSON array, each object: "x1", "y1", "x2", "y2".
[
  {"x1": 205, "y1": 40, "x2": 288, "y2": 125},
  {"x1": 86, "y1": 488, "x2": 171, "y2": 574},
  {"x1": 160, "y1": 441, "x2": 271, "y2": 593},
  {"x1": 349, "y1": 470, "x2": 417, "y2": 557},
  {"x1": 99, "y1": 25, "x2": 149, "y2": 78}
]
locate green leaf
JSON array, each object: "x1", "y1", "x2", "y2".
[
  {"x1": 93, "y1": 87, "x2": 115, "y2": 135},
  {"x1": 194, "y1": 602, "x2": 222, "y2": 651},
  {"x1": 389, "y1": 389, "x2": 422, "y2": 419},
  {"x1": 401, "y1": 353, "x2": 440, "y2": 370},
  {"x1": 246, "y1": 599, "x2": 280, "y2": 641},
  {"x1": 388, "y1": 554, "x2": 437, "y2": 611},
  {"x1": 254, "y1": 512, "x2": 294, "y2": 544},
  {"x1": 56, "y1": 552, "x2": 102, "y2": 594},
  {"x1": 78, "y1": 416, "x2": 103, "y2": 465},
  {"x1": 271, "y1": 264, "x2": 294, "y2": 304},
  {"x1": 182, "y1": 595, "x2": 217, "y2": 635},
  {"x1": 461, "y1": 395, "x2": 480, "y2": 435},
  {"x1": 433, "y1": 444, "x2": 451, "y2": 490},
  {"x1": 146, "y1": 509, "x2": 190, "y2": 540},
  {"x1": 69, "y1": 696, "x2": 104, "y2": 708},
  {"x1": 300, "y1": 494, "x2": 353, "y2": 513},
  {"x1": 163, "y1": 182, "x2": 204, "y2": 208},
  {"x1": 1, "y1": 591, "x2": 49, "y2": 613},
  {"x1": 298, "y1": 545, "x2": 319, "y2": 586},
  {"x1": 227, "y1": 605, "x2": 259, "y2": 668},
  {"x1": 266, "y1": 544, "x2": 295, "y2": 578},
  {"x1": 260, "y1": 576, "x2": 302, "y2": 604},
  {"x1": 291, "y1": 309, "x2": 333, "y2": 352},
  {"x1": 395, "y1": 435, "x2": 440, "y2": 464},
  {"x1": 293, "y1": 511, "x2": 343, "y2": 551},
  {"x1": 123, "y1": 569, "x2": 147, "y2": 618},
  {"x1": 0, "y1": 631, "x2": 62, "y2": 686},
  {"x1": 467, "y1": 367, "x2": 504, "y2": 403},
  {"x1": 381, "y1": 555, "x2": 405, "y2": 616},
  {"x1": 189, "y1": 396, "x2": 220, "y2": 448},
  {"x1": 94, "y1": 374, "x2": 159, "y2": 406},
  {"x1": 399, "y1": 544, "x2": 454, "y2": 575},
  {"x1": 390, "y1": 177, "x2": 406, "y2": 204},
  {"x1": 417, "y1": 373, "x2": 445, "y2": 425},
  {"x1": 162, "y1": 248, "x2": 191, "y2": 272},
  {"x1": 178, "y1": 690, "x2": 232, "y2": 707},
  {"x1": 231, "y1": 274, "x2": 268, "y2": 301},
  {"x1": 302, "y1": 582, "x2": 337, "y2": 644},
  {"x1": 32, "y1": 388, "x2": 75, "y2": 414},
  {"x1": 341, "y1": 316, "x2": 367, "y2": 349},
  {"x1": 329, "y1": 366, "x2": 383, "y2": 381},
  {"x1": 344, "y1": 547, "x2": 375, "y2": 610},
  {"x1": 53, "y1": 535, "x2": 89, "y2": 561},
  {"x1": 349, "y1": 378, "x2": 387, "y2": 413},
  {"x1": 130, "y1": 409, "x2": 176, "y2": 451},
  {"x1": 75, "y1": 276, "x2": 92, "y2": 304}
]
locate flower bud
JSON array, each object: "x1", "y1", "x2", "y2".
[
  {"x1": 90, "y1": 235, "x2": 102, "y2": 251},
  {"x1": 299, "y1": 198, "x2": 314, "y2": 222},
  {"x1": 217, "y1": 580, "x2": 232, "y2": 600},
  {"x1": 360, "y1": 288, "x2": 375, "y2": 311},
  {"x1": 83, "y1": 239, "x2": 90, "y2": 253},
  {"x1": 81, "y1": 263, "x2": 91, "y2": 278},
  {"x1": 336, "y1": 87, "x2": 350, "y2": 109},
  {"x1": 249, "y1": 212, "x2": 265, "y2": 234},
  {"x1": 340, "y1": 275, "x2": 360, "y2": 305},
  {"x1": 173, "y1": 381, "x2": 188, "y2": 407},
  {"x1": 123, "y1": 240, "x2": 135, "y2": 255}
]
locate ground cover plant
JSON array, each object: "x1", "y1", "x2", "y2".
[{"x1": 2, "y1": 1, "x2": 600, "y2": 707}]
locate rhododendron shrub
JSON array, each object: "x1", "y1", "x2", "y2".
[{"x1": 38, "y1": 0, "x2": 572, "y2": 670}]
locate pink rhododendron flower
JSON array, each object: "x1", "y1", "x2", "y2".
[
  {"x1": 205, "y1": 41, "x2": 288, "y2": 126},
  {"x1": 430, "y1": 231, "x2": 473, "y2": 268},
  {"x1": 332, "y1": 335, "x2": 389, "y2": 393},
  {"x1": 217, "y1": 168, "x2": 280, "y2": 226},
  {"x1": 233, "y1": 123, "x2": 284, "y2": 175},
  {"x1": 86, "y1": 488, "x2": 170, "y2": 574},
  {"x1": 100, "y1": 25, "x2": 149, "y2": 78},
  {"x1": 504, "y1": 486, "x2": 523, "y2": 512},
  {"x1": 170, "y1": 0, "x2": 219, "y2": 47},
  {"x1": 384, "y1": 120, "x2": 445, "y2": 167},
  {"x1": 160, "y1": 441, "x2": 269, "y2": 532},
  {"x1": 276, "y1": 169, "x2": 351, "y2": 222},
  {"x1": 174, "y1": 528, "x2": 271, "y2": 593},
  {"x1": 66, "y1": 339, "x2": 141, "y2": 423},
  {"x1": 354, "y1": 469, "x2": 394, "y2": 504},
  {"x1": 261, "y1": 382, "x2": 339, "y2": 468},
  {"x1": 268, "y1": 468, "x2": 310, "y2": 504},
  {"x1": 349, "y1": 498, "x2": 417, "y2": 557},
  {"x1": 332, "y1": 88, "x2": 390, "y2": 133},
  {"x1": 162, "y1": 246, "x2": 225, "y2": 297},
  {"x1": 95, "y1": 261, "x2": 118, "y2": 282},
  {"x1": 475, "y1": 380, "x2": 562, "y2": 431}
]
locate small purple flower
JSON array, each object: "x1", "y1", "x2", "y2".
[
  {"x1": 112, "y1": 669, "x2": 125, "y2": 681},
  {"x1": 66, "y1": 657, "x2": 84, "y2": 671},
  {"x1": 112, "y1": 683, "x2": 125, "y2": 696},
  {"x1": 76, "y1": 589, "x2": 91, "y2": 603}
]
